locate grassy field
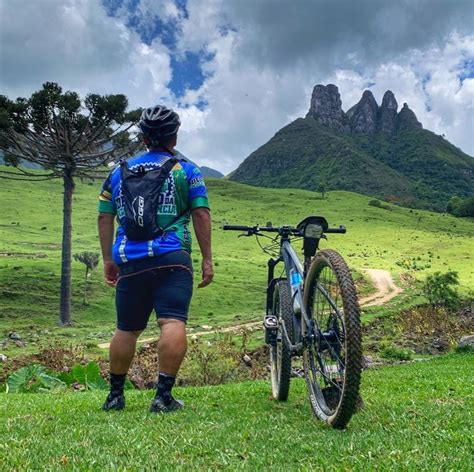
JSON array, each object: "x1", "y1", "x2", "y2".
[
  {"x1": 2, "y1": 353, "x2": 473, "y2": 470},
  {"x1": 0, "y1": 167, "x2": 473, "y2": 358}
]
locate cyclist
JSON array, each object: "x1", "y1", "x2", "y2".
[{"x1": 98, "y1": 105, "x2": 213, "y2": 413}]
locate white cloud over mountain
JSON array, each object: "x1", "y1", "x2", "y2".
[{"x1": 1, "y1": 0, "x2": 472, "y2": 173}]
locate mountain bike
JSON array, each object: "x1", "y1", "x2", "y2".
[{"x1": 223, "y1": 216, "x2": 362, "y2": 429}]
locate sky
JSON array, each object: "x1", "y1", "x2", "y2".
[{"x1": 0, "y1": 0, "x2": 473, "y2": 174}]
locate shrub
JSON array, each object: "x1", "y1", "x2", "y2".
[
  {"x1": 458, "y1": 196, "x2": 474, "y2": 217},
  {"x1": 455, "y1": 344, "x2": 474, "y2": 354},
  {"x1": 369, "y1": 199, "x2": 391, "y2": 210},
  {"x1": 379, "y1": 346, "x2": 413, "y2": 362},
  {"x1": 447, "y1": 196, "x2": 474, "y2": 217},
  {"x1": 422, "y1": 271, "x2": 460, "y2": 309}
]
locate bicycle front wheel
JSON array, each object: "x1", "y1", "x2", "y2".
[{"x1": 302, "y1": 249, "x2": 362, "y2": 429}]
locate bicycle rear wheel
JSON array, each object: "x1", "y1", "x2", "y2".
[
  {"x1": 302, "y1": 249, "x2": 362, "y2": 428},
  {"x1": 270, "y1": 279, "x2": 293, "y2": 401}
]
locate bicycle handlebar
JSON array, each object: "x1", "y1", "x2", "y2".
[
  {"x1": 325, "y1": 226, "x2": 346, "y2": 234},
  {"x1": 222, "y1": 225, "x2": 260, "y2": 232},
  {"x1": 223, "y1": 224, "x2": 346, "y2": 235}
]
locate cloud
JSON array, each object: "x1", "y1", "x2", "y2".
[
  {"x1": 172, "y1": 1, "x2": 474, "y2": 172},
  {"x1": 0, "y1": 0, "x2": 172, "y2": 107},
  {"x1": 0, "y1": 0, "x2": 472, "y2": 173},
  {"x1": 219, "y1": 0, "x2": 473, "y2": 73},
  {"x1": 325, "y1": 33, "x2": 474, "y2": 156}
]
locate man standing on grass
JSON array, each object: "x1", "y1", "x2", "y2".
[{"x1": 98, "y1": 105, "x2": 213, "y2": 413}]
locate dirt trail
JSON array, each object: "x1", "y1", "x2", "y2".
[
  {"x1": 97, "y1": 321, "x2": 261, "y2": 349},
  {"x1": 98, "y1": 269, "x2": 402, "y2": 349},
  {"x1": 359, "y1": 269, "x2": 403, "y2": 307}
]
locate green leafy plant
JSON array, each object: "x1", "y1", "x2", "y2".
[
  {"x1": 68, "y1": 362, "x2": 108, "y2": 390},
  {"x1": 6, "y1": 364, "x2": 65, "y2": 393},
  {"x1": 422, "y1": 271, "x2": 460, "y2": 309}
]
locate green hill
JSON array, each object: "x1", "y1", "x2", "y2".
[
  {"x1": 230, "y1": 118, "x2": 473, "y2": 210},
  {"x1": 2, "y1": 354, "x2": 473, "y2": 469},
  {"x1": 230, "y1": 86, "x2": 473, "y2": 211},
  {"x1": 0, "y1": 167, "x2": 473, "y2": 356}
]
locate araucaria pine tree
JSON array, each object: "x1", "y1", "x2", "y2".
[{"x1": 0, "y1": 82, "x2": 143, "y2": 325}]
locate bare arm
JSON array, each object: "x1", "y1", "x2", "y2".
[
  {"x1": 98, "y1": 213, "x2": 119, "y2": 286},
  {"x1": 191, "y1": 207, "x2": 214, "y2": 288}
]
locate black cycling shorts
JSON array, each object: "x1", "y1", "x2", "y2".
[{"x1": 115, "y1": 250, "x2": 193, "y2": 331}]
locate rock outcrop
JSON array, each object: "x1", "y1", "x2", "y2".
[
  {"x1": 306, "y1": 84, "x2": 347, "y2": 131},
  {"x1": 397, "y1": 103, "x2": 423, "y2": 131},
  {"x1": 378, "y1": 90, "x2": 398, "y2": 134},
  {"x1": 347, "y1": 90, "x2": 378, "y2": 134},
  {"x1": 307, "y1": 85, "x2": 422, "y2": 135}
]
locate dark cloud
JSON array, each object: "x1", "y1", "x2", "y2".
[{"x1": 222, "y1": 0, "x2": 473, "y2": 72}]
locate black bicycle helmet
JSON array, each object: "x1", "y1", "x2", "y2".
[{"x1": 139, "y1": 105, "x2": 181, "y2": 144}]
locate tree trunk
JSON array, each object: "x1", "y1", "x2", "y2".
[
  {"x1": 84, "y1": 267, "x2": 89, "y2": 305},
  {"x1": 59, "y1": 170, "x2": 75, "y2": 326}
]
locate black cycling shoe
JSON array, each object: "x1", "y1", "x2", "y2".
[
  {"x1": 102, "y1": 392, "x2": 125, "y2": 411},
  {"x1": 149, "y1": 396, "x2": 184, "y2": 413}
]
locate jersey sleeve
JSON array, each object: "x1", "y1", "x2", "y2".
[
  {"x1": 98, "y1": 172, "x2": 116, "y2": 215},
  {"x1": 184, "y1": 162, "x2": 210, "y2": 210}
]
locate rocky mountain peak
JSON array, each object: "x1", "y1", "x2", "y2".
[
  {"x1": 346, "y1": 90, "x2": 378, "y2": 134},
  {"x1": 306, "y1": 84, "x2": 346, "y2": 131},
  {"x1": 378, "y1": 90, "x2": 398, "y2": 134},
  {"x1": 397, "y1": 103, "x2": 423, "y2": 131},
  {"x1": 381, "y1": 90, "x2": 397, "y2": 110},
  {"x1": 306, "y1": 85, "x2": 423, "y2": 135}
]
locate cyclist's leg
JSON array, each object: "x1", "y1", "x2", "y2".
[
  {"x1": 157, "y1": 319, "x2": 187, "y2": 376},
  {"x1": 111, "y1": 270, "x2": 154, "y2": 374},
  {"x1": 109, "y1": 329, "x2": 143, "y2": 374},
  {"x1": 152, "y1": 250, "x2": 193, "y2": 376}
]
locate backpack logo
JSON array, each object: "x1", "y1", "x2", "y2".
[{"x1": 132, "y1": 196, "x2": 145, "y2": 227}]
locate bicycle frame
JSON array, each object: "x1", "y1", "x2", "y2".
[{"x1": 266, "y1": 235, "x2": 313, "y2": 356}]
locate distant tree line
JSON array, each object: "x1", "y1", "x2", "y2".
[{"x1": 447, "y1": 196, "x2": 474, "y2": 218}]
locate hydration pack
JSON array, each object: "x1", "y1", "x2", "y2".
[{"x1": 120, "y1": 157, "x2": 181, "y2": 241}]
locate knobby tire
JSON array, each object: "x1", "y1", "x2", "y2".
[{"x1": 270, "y1": 279, "x2": 293, "y2": 401}]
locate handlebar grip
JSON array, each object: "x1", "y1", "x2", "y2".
[
  {"x1": 325, "y1": 225, "x2": 347, "y2": 234},
  {"x1": 223, "y1": 225, "x2": 251, "y2": 231}
]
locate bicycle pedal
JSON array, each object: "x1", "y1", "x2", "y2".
[
  {"x1": 264, "y1": 315, "x2": 279, "y2": 345},
  {"x1": 263, "y1": 315, "x2": 278, "y2": 330}
]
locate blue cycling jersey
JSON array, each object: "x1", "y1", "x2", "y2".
[{"x1": 98, "y1": 150, "x2": 209, "y2": 265}]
